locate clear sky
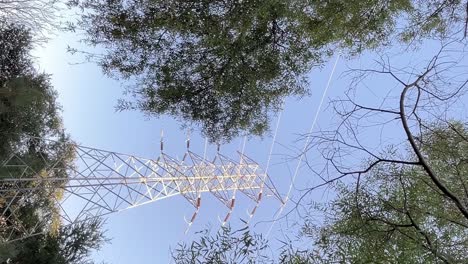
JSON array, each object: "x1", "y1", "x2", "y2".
[{"x1": 32, "y1": 27, "x2": 464, "y2": 263}]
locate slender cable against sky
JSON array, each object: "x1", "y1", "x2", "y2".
[
  {"x1": 245, "y1": 104, "x2": 284, "y2": 225},
  {"x1": 265, "y1": 53, "x2": 341, "y2": 238}
]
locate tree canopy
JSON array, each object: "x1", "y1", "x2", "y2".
[
  {"x1": 0, "y1": 22, "x2": 63, "y2": 156},
  {"x1": 307, "y1": 123, "x2": 468, "y2": 263},
  {"x1": 0, "y1": 23, "x2": 107, "y2": 264},
  {"x1": 67, "y1": 0, "x2": 467, "y2": 142},
  {"x1": 1, "y1": 218, "x2": 107, "y2": 264}
]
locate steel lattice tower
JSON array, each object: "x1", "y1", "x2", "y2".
[{"x1": 0, "y1": 136, "x2": 282, "y2": 242}]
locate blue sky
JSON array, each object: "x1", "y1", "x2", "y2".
[{"x1": 31, "y1": 27, "x2": 465, "y2": 263}]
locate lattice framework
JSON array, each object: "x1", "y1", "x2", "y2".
[{"x1": 0, "y1": 137, "x2": 281, "y2": 242}]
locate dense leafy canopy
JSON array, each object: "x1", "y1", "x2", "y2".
[
  {"x1": 0, "y1": 23, "x2": 63, "y2": 156},
  {"x1": 0, "y1": 23, "x2": 107, "y2": 264},
  {"x1": 65, "y1": 0, "x2": 468, "y2": 142},
  {"x1": 1, "y1": 219, "x2": 107, "y2": 264},
  {"x1": 0, "y1": 23, "x2": 32, "y2": 83}
]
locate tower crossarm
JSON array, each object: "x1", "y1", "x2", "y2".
[{"x1": 0, "y1": 137, "x2": 279, "y2": 242}]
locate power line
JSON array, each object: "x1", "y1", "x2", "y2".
[{"x1": 265, "y1": 53, "x2": 341, "y2": 238}]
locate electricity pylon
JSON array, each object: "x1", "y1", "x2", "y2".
[{"x1": 0, "y1": 136, "x2": 282, "y2": 242}]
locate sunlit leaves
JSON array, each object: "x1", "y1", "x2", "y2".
[{"x1": 67, "y1": 0, "x2": 462, "y2": 142}]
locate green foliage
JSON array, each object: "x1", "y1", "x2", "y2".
[
  {"x1": 0, "y1": 76, "x2": 64, "y2": 155},
  {"x1": 172, "y1": 225, "x2": 270, "y2": 264},
  {"x1": 307, "y1": 122, "x2": 468, "y2": 263},
  {"x1": 277, "y1": 244, "x2": 316, "y2": 264},
  {"x1": 400, "y1": 0, "x2": 467, "y2": 42},
  {"x1": 65, "y1": 0, "x2": 468, "y2": 142},
  {"x1": 3, "y1": 218, "x2": 107, "y2": 264},
  {"x1": 58, "y1": 219, "x2": 108, "y2": 264},
  {"x1": 0, "y1": 23, "x2": 73, "y2": 240},
  {"x1": 172, "y1": 224, "x2": 326, "y2": 264},
  {"x1": 0, "y1": 23, "x2": 107, "y2": 264},
  {"x1": 0, "y1": 23, "x2": 33, "y2": 84},
  {"x1": 0, "y1": 23, "x2": 64, "y2": 158}
]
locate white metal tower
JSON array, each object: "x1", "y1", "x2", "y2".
[{"x1": 0, "y1": 136, "x2": 282, "y2": 242}]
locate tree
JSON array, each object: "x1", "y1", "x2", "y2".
[
  {"x1": 302, "y1": 124, "x2": 468, "y2": 263},
  {"x1": 2, "y1": 218, "x2": 108, "y2": 264},
  {"x1": 66, "y1": 0, "x2": 468, "y2": 142},
  {"x1": 290, "y1": 39, "x2": 468, "y2": 263},
  {"x1": 0, "y1": 23, "x2": 108, "y2": 263},
  {"x1": 0, "y1": 22, "x2": 32, "y2": 83},
  {"x1": 172, "y1": 225, "x2": 270, "y2": 264},
  {"x1": 0, "y1": 22, "x2": 63, "y2": 156},
  {"x1": 301, "y1": 123, "x2": 468, "y2": 263},
  {"x1": 0, "y1": 0, "x2": 59, "y2": 38},
  {"x1": 0, "y1": 24, "x2": 71, "y2": 239},
  {"x1": 172, "y1": 224, "x2": 334, "y2": 264}
]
